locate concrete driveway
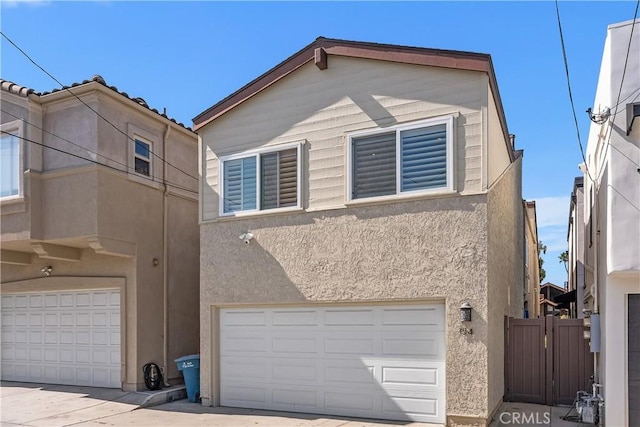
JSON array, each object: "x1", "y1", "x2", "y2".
[{"x1": 1, "y1": 382, "x2": 435, "y2": 427}]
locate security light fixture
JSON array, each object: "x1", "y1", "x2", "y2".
[
  {"x1": 239, "y1": 232, "x2": 254, "y2": 245},
  {"x1": 41, "y1": 266, "x2": 53, "y2": 277}
]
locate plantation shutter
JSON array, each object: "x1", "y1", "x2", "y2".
[
  {"x1": 261, "y1": 148, "x2": 297, "y2": 209},
  {"x1": 352, "y1": 132, "x2": 396, "y2": 199},
  {"x1": 278, "y1": 148, "x2": 297, "y2": 207},
  {"x1": 223, "y1": 157, "x2": 256, "y2": 213},
  {"x1": 400, "y1": 124, "x2": 447, "y2": 192}
]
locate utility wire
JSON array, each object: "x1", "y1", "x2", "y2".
[
  {"x1": 2, "y1": 108, "x2": 199, "y2": 193},
  {"x1": 1, "y1": 108, "x2": 131, "y2": 172},
  {"x1": 555, "y1": 0, "x2": 595, "y2": 183},
  {"x1": 0, "y1": 30, "x2": 199, "y2": 183},
  {"x1": 0, "y1": 130, "x2": 198, "y2": 195}
]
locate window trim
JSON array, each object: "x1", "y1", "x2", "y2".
[
  {"x1": 346, "y1": 116, "x2": 455, "y2": 203},
  {"x1": 218, "y1": 141, "x2": 303, "y2": 217},
  {"x1": 0, "y1": 120, "x2": 24, "y2": 201},
  {"x1": 133, "y1": 136, "x2": 152, "y2": 178}
]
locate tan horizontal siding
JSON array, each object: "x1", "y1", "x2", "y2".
[{"x1": 200, "y1": 56, "x2": 486, "y2": 219}]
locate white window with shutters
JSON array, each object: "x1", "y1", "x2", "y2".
[
  {"x1": 219, "y1": 142, "x2": 302, "y2": 216},
  {"x1": 347, "y1": 116, "x2": 455, "y2": 202}
]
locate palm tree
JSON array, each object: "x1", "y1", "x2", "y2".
[
  {"x1": 538, "y1": 242, "x2": 547, "y2": 283},
  {"x1": 559, "y1": 250, "x2": 569, "y2": 273}
]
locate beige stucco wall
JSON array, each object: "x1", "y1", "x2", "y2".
[
  {"x1": 486, "y1": 155, "x2": 524, "y2": 417},
  {"x1": 1, "y1": 84, "x2": 200, "y2": 390},
  {"x1": 200, "y1": 57, "x2": 487, "y2": 221},
  {"x1": 200, "y1": 195, "x2": 492, "y2": 420}
]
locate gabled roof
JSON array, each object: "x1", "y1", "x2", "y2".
[
  {"x1": 1, "y1": 75, "x2": 192, "y2": 131},
  {"x1": 540, "y1": 282, "x2": 567, "y2": 293},
  {"x1": 192, "y1": 37, "x2": 512, "y2": 159}
]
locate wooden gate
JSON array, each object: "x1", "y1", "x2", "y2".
[{"x1": 504, "y1": 316, "x2": 593, "y2": 406}]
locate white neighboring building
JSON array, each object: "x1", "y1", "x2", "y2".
[{"x1": 582, "y1": 18, "x2": 640, "y2": 427}]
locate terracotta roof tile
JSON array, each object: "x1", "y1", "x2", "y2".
[
  {"x1": 1, "y1": 79, "x2": 38, "y2": 97},
  {"x1": 1, "y1": 75, "x2": 191, "y2": 131}
]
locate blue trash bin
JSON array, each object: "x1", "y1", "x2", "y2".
[{"x1": 175, "y1": 354, "x2": 200, "y2": 403}]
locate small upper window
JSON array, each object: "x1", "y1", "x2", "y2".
[
  {"x1": 0, "y1": 122, "x2": 22, "y2": 199},
  {"x1": 134, "y1": 139, "x2": 151, "y2": 177},
  {"x1": 349, "y1": 117, "x2": 454, "y2": 201},
  {"x1": 220, "y1": 143, "x2": 301, "y2": 216}
]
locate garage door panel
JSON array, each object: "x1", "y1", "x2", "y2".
[
  {"x1": 272, "y1": 359, "x2": 318, "y2": 382},
  {"x1": 272, "y1": 310, "x2": 318, "y2": 326},
  {"x1": 381, "y1": 307, "x2": 443, "y2": 329},
  {"x1": 220, "y1": 304, "x2": 446, "y2": 424},
  {"x1": 325, "y1": 336, "x2": 374, "y2": 355},
  {"x1": 324, "y1": 361, "x2": 376, "y2": 384},
  {"x1": 222, "y1": 356, "x2": 267, "y2": 379},
  {"x1": 324, "y1": 308, "x2": 375, "y2": 326},
  {"x1": 382, "y1": 394, "x2": 443, "y2": 421},
  {"x1": 381, "y1": 366, "x2": 438, "y2": 387},
  {"x1": 273, "y1": 388, "x2": 318, "y2": 408},
  {"x1": 225, "y1": 385, "x2": 267, "y2": 405},
  {"x1": 324, "y1": 390, "x2": 375, "y2": 412},
  {"x1": 44, "y1": 313, "x2": 58, "y2": 327},
  {"x1": 273, "y1": 336, "x2": 317, "y2": 353},
  {"x1": 223, "y1": 310, "x2": 267, "y2": 327},
  {"x1": 1, "y1": 290, "x2": 121, "y2": 388},
  {"x1": 223, "y1": 335, "x2": 267, "y2": 353}
]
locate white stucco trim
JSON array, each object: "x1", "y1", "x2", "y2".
[{"x1": 603, "y1": 275, "x2": 638, "y2": 427}]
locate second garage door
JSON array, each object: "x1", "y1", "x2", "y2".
[
  {"x1": 1, "y1": 290, "x2": 121, "y2": 388},
  {"x1": 220, "y1": 304, "x2": 446, "y2": 424}
]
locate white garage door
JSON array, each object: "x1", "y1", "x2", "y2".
[
  {"x1": 1, "y1": 290, "x2": 121, "y2": 388},
  {"x1": 220, "y1": 304, "x2": 446, "y2": 424}
]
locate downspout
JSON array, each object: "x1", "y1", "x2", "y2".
[
  {"x1": 593, "y1": 181, "x2": 600, "y2": 384},
  {"x1": 162, "y1": 121, "x2": 171, "y2": 387}
]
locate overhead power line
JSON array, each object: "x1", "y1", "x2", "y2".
[
  {"x1": 0, "y1": 30, "x2": 199, "y2": 183},
  {"x1": 0, "y1": 130, "x2": 198, "y2": 195},
  {"x1": 554, "y1": 0, "x2": 595, "y2": 183},
  {"x1": 1, "y1": 107, "x2": 200, "y2": 194}
]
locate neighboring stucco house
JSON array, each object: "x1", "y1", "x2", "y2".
[
  {"x1": 539, "y1": 282, "x2": 568, "y2": 317},
  {"x1": 579, "y1": 19, "x2": 640, "y2": 427},
  {"x1": 523, "y1": 200, "x2": 540, "y2": 318},
  {"x1": 0, "y1": 76, "x2": 200, "y2": 391},
  {"x1": 567, "y1": 177, "x2": 585, "y2": 319},
  {"x1": 195, "y1": 38, "x2": 524, "y2": 426}
]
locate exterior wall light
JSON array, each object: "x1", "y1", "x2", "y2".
[
  {"x1": 460, "y1": 302, "x2": 472, "y2": 322},
  {"x1": 41, "y1": 265, "x2": 53, "y2": 277},
  {"x1": 459, "y1": 302, "x2": 473, "y2": 335}
]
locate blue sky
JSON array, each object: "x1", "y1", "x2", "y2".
[{"x1": 1, "y1": 1, "x2": 637, "y2": 288}]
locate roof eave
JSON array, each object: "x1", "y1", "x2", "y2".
[
  {"x1": 192, "y1": 38, "x2": 513, "y2": 159},
  {"x1": 38, "y1": 81, "x2": 195, "y2": 136}
]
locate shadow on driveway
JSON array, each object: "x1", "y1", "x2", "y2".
[{"x1": 1, "y1": 382, "x2": 436, "y2": 427}]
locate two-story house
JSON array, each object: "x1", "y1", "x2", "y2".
[
  {"x1": 580, "y1": 18, "x2": 640, "y2": 427},
  {"x1": 0, "y1": 76, "x2": 200, "y2": 391},
  {"x1": 567, "y1": 177, "x2": 586, "y2": 320},
  {"x1": 194, "y1": 38, "x2": 525, "y2": 426}
]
